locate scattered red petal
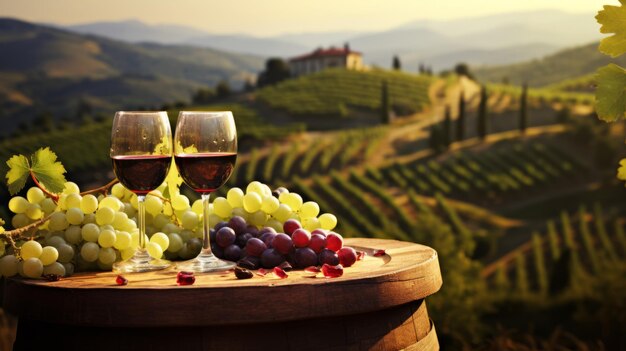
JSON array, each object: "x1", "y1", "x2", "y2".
[
  {"x1": 356, "y1": 251, "x2": 366, "y2": 260},
  {"x1": 273, "y1": 267, "x2": 288, "y2": 279},
  {"x1": 42, "y1": 274, "x2": 62, "y2": 282},
  {"x1": 115, "y1": 275, "x2": 128, "y2": 286},
  {"x1": 177, "y1": 271, "x2": 194, "y2": 279},
  {"x1": 255, "y1": 268, "x2": 270, "y2": 277},
  {"x1": 304, "y1": 266, "x2": 321, "y2": 273},
  {"x1": 321, "y1": 263, "x2": 344, "y2": 278},
  {"x1": 373, "y1": 249, "x2": 386, "y2": 257},
  {"x1": 176, "y1": 273, "x2": 195, "y2": 286}
]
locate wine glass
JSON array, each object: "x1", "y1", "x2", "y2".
[
  {"x1": 174, "y1": 111, "x2": 237, "y2": 272},
  {"x1": 110, "y1": 111, "x2": 172, "y2": 273}
]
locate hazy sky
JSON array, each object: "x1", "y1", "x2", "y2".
[{"x1": 0, "y1": 0, "x2": 615, "y2": 36}]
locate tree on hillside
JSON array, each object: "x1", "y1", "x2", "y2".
[
  {"x1": 456, "y1": 91, "x2": 466, "y2": 141},
  {"x1": 216, "y1": 80, "x2": 232, "y2": 98},
  {"x1": 381, "y1": 80, "x2": 391, "y2": 124},
  {"x1": 192, "y1": 88, "x2": 216, "y2": 104},
  {"x1": 519, "y1": 83, "x2": 528, "y2": 134},
  {"x1": 418, "y1": 63, "x2": 425, "y2": 74},
  {"x1": 392, "y1": 55, "x2": 402, "y2": 71},
  {"x1": 454, "y1": 63, "x2": 474, "y2": 80},
  {"x1": 257, "y1": 58, "x2": 291, "y2": 87},
  {"x1": 477, "y1": 85, "x2": 489, "y2": 140},
  {"x1": 429, "y1": 124, "x2": 443, "y2": 152},
  {"x1": 443, "y1": 105, "x2": 452, "y2": 148}
]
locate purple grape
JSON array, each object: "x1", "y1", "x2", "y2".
[
  {"x1": 236, "y1": 233, "x2": 253, "y2": 247},
  {"x1": 260, "y1": 249, "x2": 285, "y2": 268},
  {"x1": 211, "y1": 243, "x2": 224, "y2": 258},
  {"x1": 214, "y1": 221, "x2": 229, "y2": 231},
  {"x1": 295, "y1": 247, "x2": 318, "y2": 268},
  {"x1": 309, "y1": 233, "x2": 327, "y2": 253},
  {"x1": 245, "y1": 238, "x2": 267, "y2": 257},
  {"x1": 209, "y1": 228, "x2": 216, "y2": 242},
  {"x1": 260, "y1": 232, "x2": 277, "y2": 248},
  {"x1": 319, "y1": 249, "x2": 339, "y2": 265},
  {"x1": 224, "y1": 244, "x2": 243, "y2": 261},
  {"x1": 258, "y1": 227, "x2": 277, "y2": 237},
  {"x1": 246, "y1": 225, "x2": 260, "y2": 237},
  {"x1": 238, "y1": 256, "x2": 260, "y2": 270},
  {"x1": 228, "y1": 216, "x2": 248, "y2": 235},
  {"x1": 216, "y1": 227, "x2": 236, "y2": 248},
  {"x1": 272, "y1": 233, "x2": 294, "y2": 255}
]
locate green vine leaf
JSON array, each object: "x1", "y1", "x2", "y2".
[
  {"x1": 595, "y1": 63, "x2": 626, "y2": 122},
  {"x1": 6, "y1": 155, "x2": 30, "y2": 195},
  {"x1": 30, "y1": 147, "x2": 67, "y2": 194},
  {"x1": 596, "y1": 0, "x2": 626, "y2": 58}
]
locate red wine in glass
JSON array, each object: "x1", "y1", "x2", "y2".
[
  {"x1": 112, "y1": 155, "x2": 171, "y2": 194},
  {"x1": 174, "y1": 153, "x2": 236, "y2": 193}
]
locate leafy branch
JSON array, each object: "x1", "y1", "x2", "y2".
[{"x1": 6, "y1": 147, "x2": 67, "y2": 200}]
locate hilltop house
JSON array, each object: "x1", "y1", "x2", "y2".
[{"x1": 289, "y1": 44, "x2": 363, "y2": 77}]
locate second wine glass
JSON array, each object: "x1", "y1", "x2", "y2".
[{"x1": 174, "y1": 111, "x2": 237, "y2": 272}]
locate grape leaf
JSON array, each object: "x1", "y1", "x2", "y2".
[
  {"x1": 596, "y1": 0, "x2": 626, "y2": 58},
  {"x1": 595, "y1": 64, "x2": 626, "y2": 122},
  {"x1": 30, "y1": 147, "x2": 67, "y2": 194},
  {"x1": 165, "y1": 159, "x2": 183, "y2": 197},
  {"x1": 618, "y1": 159, "x2": 626, "y2": 181},
  {"x1": 6, "y1": 154, "x2": 30, "y2": 195}
]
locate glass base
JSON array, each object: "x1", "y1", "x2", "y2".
[
  {"x1": 175, "y1": 252, "x2": 236, "y2": 273},
  {"x1": 112, "y1": 249, "x2": 171, "y2": 273}
]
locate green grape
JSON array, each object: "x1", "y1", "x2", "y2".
[
  {"x1": 40, "y1": 198, "x2": 57, "y2": 215},
  {"x1": 12, "y1": 214, "x2": 30, "y2": 228},
  {"x1": 227, "y1": 188, "x2": 245, "y2": 208},
  {"x1": 46, "y1": 236, "x2": 66, "y2": 248},
  {"x1": 61, "y1": 263, "x2": 74, "y2": 276},
  {"x1": 191, "y1": 200, "x2": 204, "y2": 215},
  {"x1": 95, "y1": 207, "x2": 116, "y2": 226},
  {"x1": 21, "y1": 241, "x2": 43, "y2": 260},
  {"x1": 80, "y1": 242, "x2": 100, "y2": 262},
  {"x1": 208, "y1": 214, "x2": 223, "y2": 227},
  {"x1": 318, "y1": 213, "x2": 338, "y2": 230},
  {"x1": 146, "y1": 242, "x2": 163, "y2": 258},
  {"x1": 121, "y1": 248, "x2": 135, "y2": 261},
  {"x1": 181, "y1": 211, "x2": 199, "y2": 230},
  {"x1": 0, "y1": 243, "x2": 4, "y2": 257},
  {"x1": 230, "y1": 207, "x2": 249, "y2": 221},
  {"x1": 99, "y1": 196, "x2": 122, "y2": 211},
  {"x1": 249, "y1": 211, "x2": 267, "y2": 226},
  {"x1": 57, "y1": 243, "x2": 75, "y2": 263},
  {"x1": 303, "y1": 217, "x2": 321, "y2": 231},
  {"x1": 48, "y1": 212, "x2": 69, "y2": 231},
  {"x1": 57, "y1": 194, "x2": 68, "y2": 211},
  {"x1": 65, "y1": 225, "x2": 82, "y2": 244},
  {"x1": 0, "y1": 255, "x2": 19, "y2": 277},
  {"x1": 167, "y1": 233, "x2": 183, "y2": 253},
  {"x1": 83, "y1": 213, "x2": 96, "y2": 225},
  {"x1": 243, "y1": 192, "x2": 262, "y2": 213},
  {"x1": 261, "y1": 184, "x2": 272, "y2": 198},
  {"x1": 43, "y1": 262, "x2": 66, "y2": 277},
  {"x1": 81, "y1": 223, "x2": 100, "y2": 242},
  {"x1": 130, "y1": 194, "x2": 138, "y2": 210},
  {"x1": 153, "y1": 214, "x2": 170, "y2": 230},
  {"x1": 26, "y1": 187, "x2": 46, "y2": 204},
  {"x1": 63, "y1": 182, "x2": 80, "y2": 194},
  {"x1": 39, "y1": 246, "x2": 59, "y2": 265},
  {"x1": 8, "y1": 196, "x2": 29, "y2": 214},
  {"x1": 278, "y1": 192, "x2": 289, "y2": 203},
  {"x1": 114, "y1": 231, "x2": 131, "y2": 250},
  {"x1": 300, "y1": 201, "x2": 320, "y2": 219},
  {"x1": 129, "y1": 232, "x2": 140, "y2": 249},
  {"x1": 261, "y1": 196, "x2": 280, "y2": 214},
  {"x1": 65, "y1": 194, "x2": 82, "y2": 209},
  {"x1": 80, "y1": 194, "x2": 99, "y2": 214},
  {"x1": 98, "y1": 247, "x2": 117, "y2": 265},
  {"x1": 122, "y1": 219, "x2": 137, "y2": 232},
  {"x1": 273, "y1": 204, "x2": 292, "y2": 222},
  {"x1": 66, "y1": 207, "x2": 84, "y2": 225},
  {"x1": 112, "y1": 212, "x2": 129, "y2": 230},
  {"x1": 282, "y1": 193, "x2": 303, "y2": 211},
  {"x1": 25, "y1": 203, "x2": 43, "y2": 220},
  {"x1": 246, "y1": 181, "x2": 265, "y2": 195},
  {"x1": 145, "y1": 195, "x2": 163, "y2": 216},
  {"x1": 98, "y1": 229, "x2": 117, "y2": 248},
  {"x1": 171, "y1": 194, "x2": 190, "y2": 211},
  {"x1": 213, "y1": 197, "x2": 232, "y2": 218},
  {"x1": 111, "y1": 183, "x2": 126, "y2": 199},
  {"x1": 22, "y1": 258, "x2": 43, "y2": 278},
  {"x1": 266, "y1": 218, "x2": 283, "y2": 233},
  {"x1": 150, "y1": 232, "x2": 169, "y2": 251},
  {"x1": 161, "y1": 223, "x2": 181, "y2": 235}
]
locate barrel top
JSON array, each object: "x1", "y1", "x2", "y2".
[{"x1": 3, "y1": 238, "x2": 442, "y2": 327}]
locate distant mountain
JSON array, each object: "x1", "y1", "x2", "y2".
[
  {"x1": 473, "y1": 42, "x2": 626, "y2": 87},
  {"x1": 274, "y1": 31, "x2": 360, "y2": 48},
  {"x1": 185, "y1": 35, "x2": 307, "y2": 57},
  {"x1": 67, "y1": 19, "x2": 209, "y2": 44},
  {"x1": 0, "y1": 18, "x2": 264, "y2": 134}
]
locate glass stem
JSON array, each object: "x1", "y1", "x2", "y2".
[
  {"x1": 137, "y1": 195, "x2": 146, "y2": 251},
  {"x1": 201, "y1": 193, "x2": 213, "y2": 255}
]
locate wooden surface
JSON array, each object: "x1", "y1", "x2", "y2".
[{"x1": 3, "y1": 238, "x2": 442, "y2": 328}]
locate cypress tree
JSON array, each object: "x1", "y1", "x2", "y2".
[
  {"x1": 477, "y1": 85, "x2": 489, "y2": 140},
  {"x1": 443, "y1": 105, "x2": 452, "y2": 148},
  {"x1": 456, "y1": 91, "x2": 465, "y2": 141},
  {"x1": 381, "y1": 80, "x2": 391, "y2": 124},
  {"x1": 392, "y1": 55, "x2": 401, "y2": 70},
  {"x1": 520, "y1": 83, "x2": 528, "y2": 134}
]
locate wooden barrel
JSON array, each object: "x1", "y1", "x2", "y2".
[{"x1": 3, "y1": 238, "x2": 442, "y2": 350}]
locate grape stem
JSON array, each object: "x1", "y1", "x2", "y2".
[
  {"x1": 148, "y1": 192, "x2": 182, "y2": 227},
  {"x1": 0, "y1": 214, "x2": 53, "y2": 259},
  {"x1": 79, "y1": 179, "x2": 119, "y2": 196},
  {"x1": 30, "y1": 171, "x2": 59, "y2": 202}
]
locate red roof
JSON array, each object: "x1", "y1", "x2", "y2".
[{"x1": 290, "y1": 47, "x2": 362, "y2": 62}]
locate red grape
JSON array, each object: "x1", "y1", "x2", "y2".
[
  {"x1": 292, "y1": 228, "x2": 311, "y2": 248},
  {"x1": 283, "y1": 219, "x2": 302, "y2": 235},
  {"x1": 311, "y1": 229, "x2": 327, "y2": 237},
  {"x1": 245, "y1": 238, "x2": 267, "y2": 257},
  {"x1": 318, "y1": 249, "x2": 339, "y2": 265},
  {"x1": 337, "y1": 247, "x2": 357, "y2": 267},
  {"x1": 272, "y1": 233, "x2": 294, "y2": 255},
  {"x1": 308, "y1": 233, "x2": 327, "y2": 253},
  {"x1": 326, "y1": 232, "x2": 343, "y2": 252},
  {"x1": 260, "y1": 232, "x2": 277, "y2": 248}
]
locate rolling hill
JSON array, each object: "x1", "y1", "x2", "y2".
[{"x1": 0, "y1": 18, "x2": 264, "y2": 135}]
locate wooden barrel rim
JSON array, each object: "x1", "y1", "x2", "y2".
[{"x1": 3, "y1": 238, "x2": 442, "y2": 327}]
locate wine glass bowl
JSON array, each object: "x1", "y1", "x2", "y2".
[
  {"x1": 174, "y1": 111, "x2": 237, "y2": 272},
  {"x1": 110, "y1": 111, "x2": 173, "y2": 273}
]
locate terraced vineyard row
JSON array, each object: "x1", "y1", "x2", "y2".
[
  {"x1": 485, "y1": 203, "x2": 626, "y2": 297},
  {"x1": 257, "y1": 68, "x2": 433, "y2": 116},
  {"x1": 487, "y1": 83, "x2": 594, "y2": 106}
]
